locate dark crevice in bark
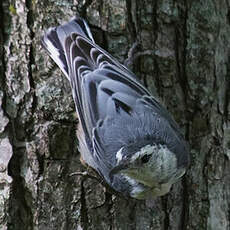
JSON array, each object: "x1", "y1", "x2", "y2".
[
  {"x1": 28, "y1": 45, "x2": 37, "y2": 115},
  {"x1": 91, "y1": 1, "x2": 109, "y2": 51},
  {"x1": 174, "y1": 29, "x2": 187, "y2": 107},
  {"x1": 226, "y1": 0, "x2": 230, "y2": 25},
  {"x1": 106, "y1": 192, "x2": 113, "y2": 217},
  {"x1": 126, "y1": 0, "x2": 142, "y2": 78},
  {"x1": 180, "y1": 176, "x2": 189, "y2": 230},
  {"x1": 78, "y1": 0, "x2": 93, "y2": 18},
  {"x1": 213, "y1": 63, "x2": 223, "y2": 120},
  {"x1": 224, "y1": 54, "x2": 230, "y2": 120},
  {"x1": 104, "y1": 192, "x2": 114, "y2": 230},
  {"x1": 151, "y1": 0, "x2": 161, "y2": 97},
  {"x1": 37, "y1": 152, "x2": 45, "y2": 177},
  {"x1": 174, "y1": 1, "x2": 190, "y2": 230},
  {"x1": 174, "y1": 6, "x2": 189, "y2": 107},
  {"x1": 8, "y1": 123, "x2": 33, "y2": 230},
  {"x1": 152, "y1": 0, "x2": 159, "y2": 39},
  {"x1": 25, "y1": 0, "x2": 34, "y2": 39},
  {"x1": 162, "y1": 196, "x2": 169, "y2": 230},
  {"x1": 126, "y1": 0, "x2": 137, "y2": 40},
  {"x1": 88, "y1": 23, "x2": 108, "y2": 52},
  {"x1": 62, "y1": 136, "x2": 79, "y2": 230},
  {"x1": 101, "y1": 29, "x2": 109, "y2": 52},
  {"x1": 25, "y1": 0, "x2": 37, "y2": 117},
  {"x1": 152, "y1": 62, "x2": 161, "y2": 99},
  {"x1": 80, "y1": 179, "x2": 89, "y2": 230},
  {"x1": 202, "y1": 146, "x2": 212, "y2": 230}
]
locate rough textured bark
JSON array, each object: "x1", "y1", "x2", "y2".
[{"x1": 0, "y1": 0, "x2": 229, "y2": 229}]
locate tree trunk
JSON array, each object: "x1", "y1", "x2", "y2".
[{"x1": 0, "y1": 0, "x2": 229, "y2": 229}]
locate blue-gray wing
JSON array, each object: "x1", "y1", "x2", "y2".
[{"x1": 41, "y1": 17, "x2": 183, "y2": 180}]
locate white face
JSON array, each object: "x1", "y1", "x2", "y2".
[{"x1": 115, "y1": 144, "x2": 186, "y2": 199}]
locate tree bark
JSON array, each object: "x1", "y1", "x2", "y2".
[{"x1": 0, "y1": 0, "x2": 229, "y2": 229}]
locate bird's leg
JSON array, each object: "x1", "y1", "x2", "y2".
[
  {"x1": 124, "y1": 41, "x2": 155, "y2": 68},
  {"x1": 69, "y1": 171, "x2": 101, "y2": 182},
  {"x1": 69, "y1": 156, "x2": 101, "y2": 182},
  {"x1": 124, "y1": 41, "x2": 140, "y2": 67}
]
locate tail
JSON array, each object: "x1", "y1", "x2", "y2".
[{"x1": 41, "y1": 16, "x2": 94, "y2": 80}]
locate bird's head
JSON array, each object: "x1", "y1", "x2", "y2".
[{"x1": 110, "y1": 140, "x2": 189, "y2": 199}]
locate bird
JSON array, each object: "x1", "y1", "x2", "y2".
[{"x1": 41, "y1": 16, "x2": 190, "y2": 200}]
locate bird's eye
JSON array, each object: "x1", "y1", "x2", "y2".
[{"x1": 140, "y1": 154, "x2": 151, "y2": 164}]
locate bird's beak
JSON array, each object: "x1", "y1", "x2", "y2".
[{"x1": 109, "y1": 163, "x2": 129, "y2": 180}]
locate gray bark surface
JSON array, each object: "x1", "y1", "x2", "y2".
[{"x1": 0, "y1": 0, "x2": 229, "y2": 229}]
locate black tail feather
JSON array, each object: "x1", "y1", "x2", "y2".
[{"x1": 41, "y1": 16, "x2": 94, "y2": 80}]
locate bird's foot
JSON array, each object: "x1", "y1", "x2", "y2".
[{"x1": 124, "y1": 41, "x2": 155, "y2": 68}]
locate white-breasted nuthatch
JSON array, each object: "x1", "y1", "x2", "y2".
[{"x1": 41, "y1": 17, "x2": 190, "y2": 200}]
